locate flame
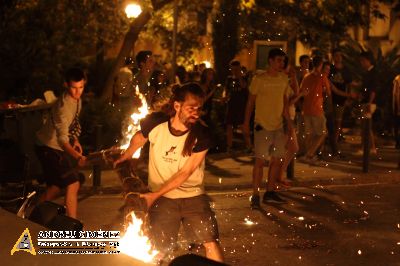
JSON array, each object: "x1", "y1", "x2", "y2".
[
  {"x1": 120, "y1": 86, "x2": 149, "y2": 158},
  {"x1": 118, "y1": 212, "x2": 159, "y2": 263}
]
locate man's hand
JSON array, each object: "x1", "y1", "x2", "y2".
[
  {"x1": 72, "y1": 139, "x2": 83, "y2": 154},
  {"x1": 77, "y1": 156, "x2": 87, "y2": 167},
  {"x1": 140, "y1": 192, "x2": 159, "y2": 209},
  {"x1": 113, "y1": 153, "x2": 129, "y2": 168}
]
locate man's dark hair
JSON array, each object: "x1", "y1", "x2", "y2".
[
  {"x1": 360, "y1": 51, "x2": 375, "y2": 64},
  {"x1": 171, "y1": 82, "x2": 206, "y2": 157},
  {"x1": 230, "y1": 60, "x2": 241, "y2": 67},
  {"x1": 312, "y1": 56, "x2": 324, "y2": 68},
  {"x1": 299, "y1": 55, "x2": 310, "y2": 63},
  {"x1": 322, "y1": 61, "x2": 331, "y2": 69},
  {"x1": 268, "y1": 48, "x2": 286, "y2": 60},
  {"x1": 65, "y1": 67, "x2": 85, "y2": 84},
  {"x1": 171, "y1": 82, "x2": 205, "y2": 104},
  {"x1": 135, "y1": 50, "x2": 152, "y2": 67}
]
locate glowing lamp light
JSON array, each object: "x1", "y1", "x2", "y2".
[
  {"x1": 203, "y1": 61, "x2": 212, "y2": 68},
  {"x1": 125, "y1": 3, "x2": 142, "y2": 19}
]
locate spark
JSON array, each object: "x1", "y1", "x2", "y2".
[
  {"x1": 244, "y1": 217, "x2": 256, "y2": 225},
  {"x1": 358, "y1": 250, "x2": 362, "y2": 255},
  {"x1": 298, "y1": 216, "x2": 305, "y2": 221}
]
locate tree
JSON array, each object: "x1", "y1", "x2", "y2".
[
  {"x1": 211, "y1": 0, "x2": 241, "y2": 83},
  {"x1": 0, "y1": 0, "x2": 128, "y2": 101},
  {"x1": 142, "y1": 1, "x2": 207, "y2": 66}
]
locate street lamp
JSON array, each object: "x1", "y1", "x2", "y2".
[{"x1": 125, "y1": 3, "x2": 142, "y2": 19}]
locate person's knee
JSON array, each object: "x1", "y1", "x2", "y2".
[
  {"x1": 254, "y1": 158, "x2": 265, "y2": 167},
  {"x1": 67, "y1": 181, "x2": 80, "y2": 193},
  {"x1": 203, "y1": 241, "x2": 220, "y2": 250},
  {"x1": 290, "y1": 144, "x2": 299, "y2": 154},
  {"x1": 271, "y1": 156, "x2": 284, "y2": 165}
]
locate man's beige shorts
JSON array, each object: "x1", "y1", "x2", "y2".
[
  {"x1": 254, "y1": 126, "x2": 286, "y2": 159},
  {"x1": 304, "y1": 115, "x2": 327, "y2": 136}
]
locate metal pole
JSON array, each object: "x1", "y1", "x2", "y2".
[
  {"x1": 171, "y1": 0, "x2": 178, "y2": 80},
  {"x1": 93, "y1": 124, "x2": 103, "y2": 188},
  {"x1": 287, "y1": 159, "x2": 294, "y2": 180},
  {"x1": 362, "y1": 118, "x2": 370, "y2": 173}
]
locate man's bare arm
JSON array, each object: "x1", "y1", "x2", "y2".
[{"x1": 114, "y1": 131, "x2": 148, "y2": 167}]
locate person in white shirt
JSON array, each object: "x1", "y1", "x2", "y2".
[{"x1": 114, "y1": 83, "x2": 224, "y2": 263}]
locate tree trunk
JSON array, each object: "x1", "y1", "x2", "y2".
[
  {"x1": 212, "y1": 0, "x2": 240, "y2": 83},
  {"x1": 100, "y1": 12, "x2": 151, "y2": 102},
  {"x1": 100, "y1": 0, "x2": 173, "y2": 102}
]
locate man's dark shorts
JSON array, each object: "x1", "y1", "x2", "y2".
[
  {"x1": 35, "y1": 145, "x2": 81, "y2": 188},
  {"x1": 149, "y1": 194, "x2": 219, "y2": 252}
]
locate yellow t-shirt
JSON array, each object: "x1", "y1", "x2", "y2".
[{"x1": 249, "y1": 71, "x2": 289, "y2": 130}]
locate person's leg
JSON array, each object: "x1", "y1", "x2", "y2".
[
  {"x1": 226, "y1": 124, "x2": 233, "y2": 151},
  {"x1": 268, "y1": 129, "x2": 286, "y2": 188},
  {"x1": 65, "y1": 181, "x2": 80, "y2": 219},
  {"x1": 203, "y1": 241, "x2": 224, "y2": 262},
  {"x1": 181, "y1": 195, "x2": 223, "y2": 262},
  {"x1": 239, "y1": 124, "x2": 252, "y2": 149},
  {"x1": 296, "y1": 111, "x2": 306, "y2": 156},
  {"x1": 252, "y1": 128, "x2": 270, "y2": 196},
  {"x1": 263, "y1": 132, "x2": 287, "y2": 204},
  {"x1": 149, "y1": 197, "x2": 181, "y2": 257},
  {"x1": 306, "y1": 116, "x2": 327, "y2": 158},
  {"x1": 39, "y1": 185, "x2": 61, "y2": 202},
  {"x1": 279, "y1": 128, "x2": 298, "y2": 184},
  {"x1": 306, "y1": 134, "x2": 326, "y2": 158},
  {"x1": 326, "y1": 111, "x2": 337, "y2": 154},
  {"x1": 303, "y1": 115, "x2": 313, "y2": 154},
  {"x1": 252, "y1": 158, "x2": 264, "y2": 195},
  {"x1": 266, "y1": 156, "x2": 283, "y2": 192}
]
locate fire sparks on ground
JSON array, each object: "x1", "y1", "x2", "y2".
[
  {"x1": 244, "y1": 217, "x2": 257, "y2": 225},
  {"x1": 118, "y1": 212, "x2": 159, "y2": 263}
]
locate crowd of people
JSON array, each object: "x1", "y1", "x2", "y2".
[{"x1": 33, "y1": 47, "x2": 400, "y2": 263}]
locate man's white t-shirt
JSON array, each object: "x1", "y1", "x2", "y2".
[{"x1": 140, "y1": 112, "x2": 212, "y2": 199}]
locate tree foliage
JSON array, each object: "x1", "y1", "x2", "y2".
[
  {"x1": 141, "y1": 1, "x2": 206, "y2": 66},
  {"x1": 0, "y1": 0, "x2": 128, "y2": 101}
]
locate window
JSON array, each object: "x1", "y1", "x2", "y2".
[{"x1": 253, "y1": 41, "x2": 287, "y2": 70}]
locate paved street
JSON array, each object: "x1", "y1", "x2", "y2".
[
  {"x1": 76, "y1": 183, "x2": 400, "y2": 266},
  {"x1": 2, "y1": 134, "x2": 400, "y2": 265}
]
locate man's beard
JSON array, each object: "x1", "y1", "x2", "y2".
[{"x1": 179, "y1": 114, "x2": 197, "y2": 129}]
